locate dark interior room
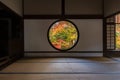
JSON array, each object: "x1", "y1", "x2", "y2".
[{"x1": 0, "y1": 0, "x2": 120, "y2": 80}]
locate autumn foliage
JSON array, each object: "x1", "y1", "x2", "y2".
[
  {"x1": 49, "y1": 21, "x2": 78, "y2": 50},
  {"x1": 116, "y1": 24, "x2": 120, "y2": 49}
]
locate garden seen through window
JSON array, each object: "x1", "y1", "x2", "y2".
[
  {"x1": 48, "y1": 20, "x2": 79, "y2": 51},
  {"x1": 116, "y1": 14, "x2": 120, "y2": 50}
]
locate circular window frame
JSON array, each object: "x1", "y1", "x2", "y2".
[{"x1": 47, "y1": 19, "x2": 79, "y2": 51}]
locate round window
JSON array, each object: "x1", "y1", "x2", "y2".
[{"x1": 48, "y1": 20, "x2": 79, "y2": 51}]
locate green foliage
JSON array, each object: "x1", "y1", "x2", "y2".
[{"x1": 49, "y1": 21, "x2": 78, "y2": 50}]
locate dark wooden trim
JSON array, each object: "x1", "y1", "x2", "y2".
[
  {"x1": 105, "y1": 11, "x2": 120, "y2": 18},
  {"x1": 22, "y1": 0, "x2": 24, "y2": 17},
  {"x1": 21, "y1": 16, "x2": 24, "y2": 57},
  {"x1": 0, "y1": 1, "x2": 22, "y2": 18},
  {"x1": 102, "y1": 0, "x2": 104, "y2": 17},
  {"x1": 103, "y1": 51, "x2": 120, "y2": 57},
  {"x1": 0, "y1": 56, "x2": 8, "y2": 61},
  {"x1": 102, "y1": 0, "x2": 105, "y2": 56},
  {"x1": 0, "y1": 56, "x2": 22, "y2": 70},
  {"x1": 105, "y1": 23, "x2": 116, "y2": 24},
  {"x1": 103, "y1": 18, "x2": 106, "y2": 53},
  {"x1": 24, "y1": 15, "x2": 103, "y2": 19},
  {"x1": 0, "y1": 1, "x2": 24, "y2": 69},
  {"x1": 61, "y1": 0, "x2": 65, "y2": 17},
  {"x1": 22, "y1": 0, "x2": 24, "y2": 57},
  {"x1": 65, "y1": 15, "x2": 103, "y2": 19},
  {"x1": 103, "y1": 12, "x2": 120, "y2": 57},
  {"x1": 24, "y1": 51, "x2": 103, "y2": 53}
]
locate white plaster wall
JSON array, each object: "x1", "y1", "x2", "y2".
[{"x1": 24, "y1": 19, "x2": 103, "y2": 52}]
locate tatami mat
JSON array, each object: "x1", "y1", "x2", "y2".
[
  {"x1": 0, "y1": 57, "x2": 120, "y2": 73},
  {"x1": 0, "y1": 63, "x2": 72, "y2": 72},
  {"x1": 16, "y1": 58, "x2": 68, "y2": 63},
  {"x1": 0, "y1": 74, "x2": 120, "y2": 80},
  {"x1": 1, "y1": 63, "x2": 120, "y2": 73},
  {"x1": 0, "y1": 57, "x2": 120, "y2": 80},
  {"x1": 69, "y1": 63, "x2": 120, "y2": 73},
  {"x1": 16, "y1": 57, "x2": 117, "y2": 63},
  {"x1": 113, "y1": 58, "x2": 120, "y2": 62},
  {"x1": 66, "y1": 57, "x2": 117, "y2": 63}
]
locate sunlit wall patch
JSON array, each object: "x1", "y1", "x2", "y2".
[{"x1": 48, "y1": 20, "x2": 79, "y2": 51}]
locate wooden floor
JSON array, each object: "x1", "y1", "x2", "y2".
[{"x1": 0, "y1": 57, "x2": 120, "y2": 80}]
